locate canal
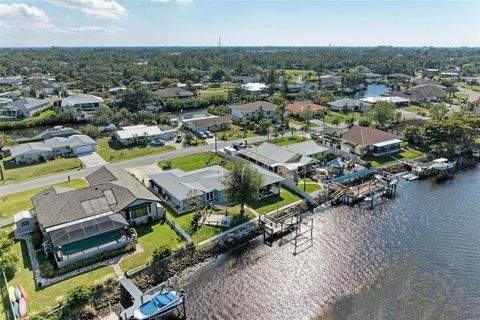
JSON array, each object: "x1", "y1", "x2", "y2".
[{"x1": 176, "y1": 168, "x2": 480, "y2": 320}]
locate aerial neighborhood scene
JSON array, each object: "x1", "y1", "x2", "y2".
[{"x1": 0, "y1": 1, "x2": 480, "y2": 320}]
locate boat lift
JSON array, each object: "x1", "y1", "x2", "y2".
[{"x1": 120, "y1": 278, "x2": 186, "y2": 320}]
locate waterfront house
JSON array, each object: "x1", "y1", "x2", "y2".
[
  {"x1": 149, "y1": 165, "x2": 284, "y2": 213},
  {"x1": 319, "y1": 75, "x2": 342, "y2": 89},
  {"x1": 156, "y1": 87, "x2": 194, "y2": 101},
  {"x1": 10, "y1": 134, "x2": 97, "y2": 165},
  {"x1": 341, "y1": 126, "x2": 402, "y2": 157},
  {"x1": 238, "y1": 142, "x2": 318, "y2": 182},
  {"x1": 228, "y1": 101, "x2": 277, "y2": 121},
  {"x1": 0, "y1": 97, "x2": 51, "y2": 119},
  {"x1": 286, "y1": 103, "x2": 327, "y2": 117},
  {"x1": 114, "y1": 125, "x2": 176, "y2": 145},
  {"x1": 40, "y1": 126, "x2": 81, "y2": 140},
  {"x1": 328, "y1": 98, "x2": 373, "y2": 113},
  {"x1": 32, "y1": 165, "x2": 162, "y2": 268},
  {"x1": 231, "y1": 76, "x2": 255, "y2": 84},
  {"x1": 181, "y1": 115, "x2": 232, "y2": 132},
  {"x1": 360, "y1": 96, "x2": 410, "y2": 107},
  {"x1": 392, "y1": 84, "x2": 446, "y2": 104},
  {"x1": 61, "y1": 94, "x2": 104, "y2": 112}
]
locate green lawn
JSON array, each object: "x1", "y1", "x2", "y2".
[
  {"x1": 455, "y1": 82, "x2": 480, "y2": 92},
  {"x1": 249, "y1": 187, "x2": 303, "y2": 214},
  {"x1": 362, "y1": 147, "x2": 425, "y2": 167},
  {"x1": 0, "y1": 179, "x2": 89, "y2": 221},
  {"x1": 454, "y1": 92, "x2": 469, "y2": 100},
  {"x1": 217, "y1": 125, "x2": 256, "y2": 141},
  {"x1": 0, "y1": 234, "x2": 116, "y2": 320},
  {"x1": 1, "y1": 157, "x2": 84, "y2": 186},
  {"x1": 282, "y1": 69, "x2": 317, "y2": 82},
  {"x1": 119, "y1": 221, "x2": 186, "y2": 273},
  {"x1": 401, "y1": 106, "x2": 430, "y2": 114},
  {"x1": 289, "y1": 119, "x2": 319, "y2": 128},
  {"x1": 158, "y1": 152, "x2": 225, "y2": 172},
  {"x1": 165, "y1": 204, "x2": 254, "y2": 244},
  {"x1": 198, "y1": 90, "x2": 228, "y2": 98},
  {"x1": 297, "y1": 183, "x2": 321, "y2": 193},
  {"x1": 323, "y1": 111, "x2": 366, "y2": 125},
  {"x1": 96, "y1": 137, "x2": 175, "y2": 163}
]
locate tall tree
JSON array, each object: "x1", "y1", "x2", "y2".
[
  {"x1": 222, "y1": 163, "x2": 264, "y2": 216},
  {"x1": 429, "y1": 103, "x2": 449, "y2": 120},
  {"x1": 366, "y1": 101, "x2": 398, "y2": 128}
]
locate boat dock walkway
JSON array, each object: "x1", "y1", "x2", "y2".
[{"x1": 119, "y1": 278, "x2": 143, "y2": 320}]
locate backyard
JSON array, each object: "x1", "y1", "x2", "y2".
[
  {"x1": 362, "y1": 147, "x2": 425, "y2": 167},
  {"x1": 0, "y1": 179, "x2": 89, "y2": 220},
  {"x1": 255, "y1": 136, "x2": 309, "y2": 147},
  {"x1": 96, "y1": 137, "x2": 175, "y2": 163},
  {"x1": 217, "y1": 125, "x2": 256, "y2": 141},
  {"x1": 401, "y1": 105, "x2": 430, "y2": 115},
  {"x1": 323, "y1": 111, "x2": 366, "y2": 125},
  {"x1": 0, "y1": 232, "x2": 116, "y2": 320},
  {"x1": 158, "y1": 152, "x2": 227, "y2": 172},
  {"x1": 165, "y1": 203, "x2": 254, "y2": 244},
  {"x1": 249, "y1": 187, "x2": 303, "y2": 214},
  {"x1": 119, "y1": 221, "x2": 186, "y2": 273},
  {"x1": 0, "y1": 157, "x2": 84, "y2": 186}
]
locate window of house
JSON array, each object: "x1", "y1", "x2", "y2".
[
  {"x1": 206, "y1": 191, "x2": 214, "y2": 201},
  {"x1": 21, "y1": 221, "x2": 29, "y2": 227},
  {"x1": 130, "y1": 206, "x2": 149, "y2": 219}
]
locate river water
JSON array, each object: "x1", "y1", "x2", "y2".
[{"x1": 176, "y1": 168, "x2": 480, "y2": 320}]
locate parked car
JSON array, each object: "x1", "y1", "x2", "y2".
[
  {"x1": 150, "y1": 139, "x2": 165, "y2": 146},
  {"x1": 205, "y1": 131, "x2": 214, "y2": 138},
  {"x1": 196, "y1": 131, "x2": 207, "y2": 139},
  {"x1": 310, "y1": 133, "x2": 321, "y2": 140},
  {"x1": 175, "y1": 135, "x2": 183, "y2": 143}
]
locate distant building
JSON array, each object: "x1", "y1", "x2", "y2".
[
  {"x1": 286, "y1": 103, "x2": 327, "y2": 115},
  {"x1": 387, "y1": 73, "x2": 413, "y2": 81},
  {"x1": 360, "y1": 96, "x2": 410, "y2": 107},
  {"x1": 0, "y1": 76, "x2": 22, "y2": 87},
  {"x1": 33, "y1": 165, "x2": 162, "y2": 268},
  {"x1": 0, "y1": 98, "x2": 13, "y2": 107},
  {"x1": 61, "y1": 94, "x2": 104, "y2": 112},
  {"x1": 114, "y1": 125, "x2": 176, "y2": 145},
  {"x1": 108, "y1": 86, "x2": 126, "y2": 95},
  {"x1": 0, "y1": 97, "x2": 51, "y2": 119},
  {"x1": 231, "y1": 76, "x2": 255, "y2": 84},
  {"x1": 156, "y1": 87, "x2": 194, "y2": 100},
  {"x1": 341, "y1": 126, "x2": 402, "y2": 157},
  {"x1": 228, "y1": 101, "x2": 277, "y2": 120},
  {"x1": 242, "y1": 82, "x2": 269, "y2": 94},
  {"x1": 319, "y1": 75, "x2": 342, "y2": 89},
  {"x1": 9, "y1": 134, "x2": 97, "y2": 165},
  {"x1": 40, "y1": 126, "x2": 81, "y2": 140},
  {"x1": 0, "y1": 90, "x2": 22, "y2": 99},
  {"x1": 181, "y1": 115, "x2": 232, "y2": 132},
  {"x1": 392, "y1": 84, "x2": 446, "y2": 104},
  {"x1": 328, "y1": 98, "x2": 373, "y2": 113}
]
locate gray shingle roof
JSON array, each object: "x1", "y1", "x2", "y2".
[
  {"x1": 283, "y1": 140, "x2": 329, "y2": 156},
  {"x1": 61, "y1": 94, "x2": 103, "y2": 107},
  {"x1": 10, "y1": 143, "x2": 52, "y2": 158},
  {"x1": 240, "y1": 142, "x2": 315, "y2": 166},
  {"x1": 156, "y1": 88, "x2": 194, "y2": 99},
  {"x1": 230, "y1": 101, "x2": 277, "y2": 113},
  {"x1": 3, "y1": 97, "x2": 49, "y2": 111}
]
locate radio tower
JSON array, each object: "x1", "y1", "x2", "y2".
[{"x1": 218, "y1": 36, "x2": 221, "y2": 48}]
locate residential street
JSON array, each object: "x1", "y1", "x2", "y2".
[{"x1": 0, "y1": 134, "x2": 269, "y2": 197}]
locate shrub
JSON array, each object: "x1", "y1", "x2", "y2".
[
  {"x1": 93, "y1": 273, "x2": 116, "y2": 290},
  {"x1": 67, "y1": 285, "x2": 93, "y2": 306},
  {"x1": 162, "y1": 160, "x2": 172, "y2": 170},
  {"x1": 31, "y1": 230, "x2": 43, "y2": 249},
  {"x1": 82, "y1": 304, "x2": 97, "y2": 318},
  {"x1": 152, "y1": 244, "x2": 172, "y2": 263}
]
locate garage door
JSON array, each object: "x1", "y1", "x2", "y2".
[{"x1": 75, "y1": 145, "x2": 94, "y2": 154}]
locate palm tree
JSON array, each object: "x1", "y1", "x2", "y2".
[
  {"x1": 445, "y1": 86, "x2": 457, "y2": 106},
  {"x1": 290, "y1": 127, "x2": 296, "y2": 138}
]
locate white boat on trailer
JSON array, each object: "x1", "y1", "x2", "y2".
[{"x1": 133, "y1": 282, "x2": 185, "y2": 320}]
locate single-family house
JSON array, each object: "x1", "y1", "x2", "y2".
[
  {"x1": 229, "y1": 101, "x2": 277, "y2": 120},
  {"x1": 108, "y1": 86, "x2": 126, "y2": 95},
  {"x1": 392, "y1": 84, "x2": 446, "y2": 104},
  {"x1": 242, "y1": 82, "x2": 269, "y2": 94},
  {"x1": 341, "y1": 126, "x2": 402, "y2": 157},
  {"x1": 114, "y1": 125, "x2": 176, "y2": 145},
  {"x1": 282, "y1": 140, "x2": 329, "y2": 160},
  {"x1": 0, "y1": 98, "x2": 13, "y2": 107},
  {"x1": 319, "y1": 75, "x2": 342, "y2": 89},
  {"x1": 10, "y1": 134, "x2": 96, "y2": 165},
  {"x1": 387, "y1": 73, "x2": 413, "y2": 81},
  {"x1": 0, "y1": 90, "x2": 22, "y2": 99},
  {"x1": 286, "y1": 103, "x2": 327, "y2": 116},
  {"x1": 238, "y1": 142, "x2": 318, "y2": 182},
  {"x1": 156, "y1": 88, "x2": 194, "y2": 100},
  {"x1": 40, "y1": 126, "x2": 81, "y2": 140},
  {"x1": 32, "y1": 165, "x2": 162, "y2": 267},
  {"x1": 360, "y1": 96, "x2": 410, "y2": 107},
  {"x1": 182, "y1": 115, "x2": 232, "y2": 132},
  {"x1": 61, "y1": 94, "x2": 104, "y2": 112},
  {"x1": 328, "y1": 98, "x2": 373, "y2": 113},
  {"x1": 0, "y1": 76, "x2": 22, "y2": 87},
  {"x1": 149, "y1": 165, "x2": 284, "y2": 213},
  {"x1": 231, "y1": 76, "x2": 255, "y2": 84},
  {"x1": 0, "y1": 98, "x2": 51, "y2": 119}
]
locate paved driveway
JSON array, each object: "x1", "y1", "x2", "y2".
[{"x1": 77, "y1": 152, "x2": 108, "y2": 167}]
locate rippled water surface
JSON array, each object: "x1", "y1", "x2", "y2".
[{"x1": 176, "y1": 168, "x2": 480, "y2": 320}]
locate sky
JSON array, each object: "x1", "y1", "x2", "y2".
[{"x1": 0, "y1": 0, "x2": 479, "y2": 47}]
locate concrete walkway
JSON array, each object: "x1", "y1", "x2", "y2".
[{"x1": 77, "y1": 151, "x2": 108, "y2": 167}]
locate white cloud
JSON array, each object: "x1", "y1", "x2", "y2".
[
  {"x1": 0, "y1": 3, "x2": 56, "y2": 31},
  {"x1": 48, "y1": 0, "x2": 127, "y2": 19},
  {"x1": 150, "y1": 0, "x2": 193, "y2": 2},
  {"x1": 65, "y1": 26, "x2": 127, "y2": 33}
]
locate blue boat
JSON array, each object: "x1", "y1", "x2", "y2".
[{"x1": 133, "y1": 283, "x2": 185, "y2": 320}]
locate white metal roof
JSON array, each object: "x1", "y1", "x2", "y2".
[{"x1": 372, "y1": 139, "x2": 402, "y2": 147}]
